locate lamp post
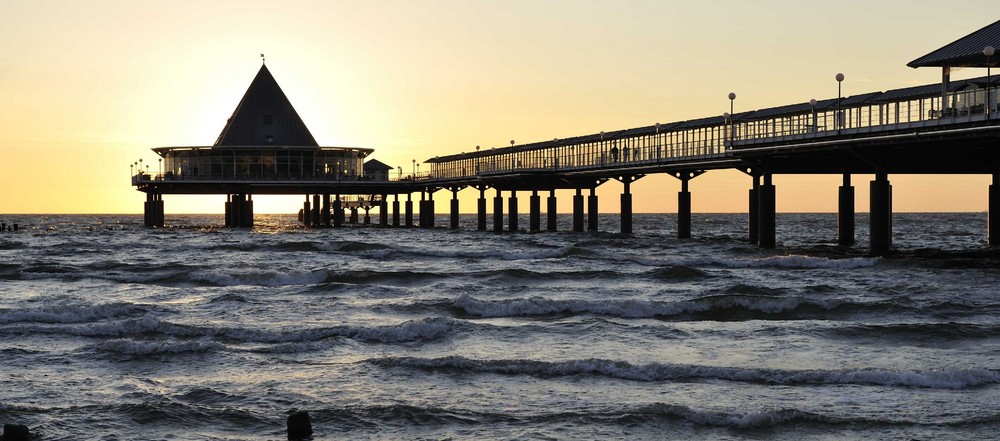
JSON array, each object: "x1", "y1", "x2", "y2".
[
  {"x1": 412, "y1": 159, "x2": 415, "y2": 177},
  {"x1": 809, "y1": 98, "x2": 817, "y2": 132},
  {"x1": 398, "y1": 166, "x2": 402, "y2": 180},
  {"x1": 158, "y1": 158, "x2": 162, "y2": 177},
  {"x1": 836, "y1": 73, "x2": 845, "y2": 129},
  {"x1": 986, "y1": 46, "x2": 995, "y2": 118},
  {"x1": 728, "y1": 93, "x2": 736, "y2": 146},
  {"x1": 130, "y1": 163, "x2": 133, "y2": 177},
  {"x1": 723, "y1": 112, "x2": 730, "y2": 148}
]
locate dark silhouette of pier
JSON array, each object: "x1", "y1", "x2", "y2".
[{"x1": 133, "y1": 21, "x2": 1000, "y2": 256}]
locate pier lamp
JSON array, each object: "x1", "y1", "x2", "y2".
[
  {"x1": 130, "y1": 163, "x2": 133, "y2": 177},
  {"x1": 728, "y1": 92, "x2": 736, "y2": 117},
  {"x1": 655, "y1": 122, "x2": 660, "y2": 134},
  {"x1": 809, "y1": 99, "x2": 817, "y2": 132},
  {"x1": 985, "y1": 46, "x2": 995, "y2": 117},
  {"x1": 412, "y1": 159, "x2": 415, "y2": 177},
  {"x1": 836, "y1": 73, "x2": 845, "y2": 129},
  {"x1": 158, "y1": 158, "x2": 162, "y2": 177},
  {"x1": 139, "y1": 158, "x2": 143, "y2": 175},
  {"x1": 398, "y1": 166, "x2": 402, "y2": 180}
]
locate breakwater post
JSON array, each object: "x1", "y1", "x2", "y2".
[
  {"x1": 870, "y1": 172, "x2": 893, "y2": 255},
  {"x1": 838, "y1": 174, "x2": 855, "y2": 245},
  {"x1": 547, "y1": 189, "x2": 557, "y2": 231}
]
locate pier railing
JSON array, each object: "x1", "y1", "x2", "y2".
[{"x1": 426, "y1": 82, "x2": 998, "y2": 180}]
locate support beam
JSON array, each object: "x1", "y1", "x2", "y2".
[
  {"x1": 363, "y1": 207, "x2": 371, "y2": 225},
  {"x1": 547, "y1": 190, "x2": 557, "y2": 232},
  {"x1": 425, "y1": 195, "x2": 435, "y2": 229},
  {"x1": 350, "y1": 207, "x2": 359, "y2": 224},
  {"x1": 493, "y1": 189, "x2": 504, "y2": 232},
  {"x1": 838, "y1": 174, "x2": 855, "y2": 246},
  {"x1": 573, "y1": 189, "x2": 584, "y2": 232},
  {"x1": 758, "y1": 174, "x2": 776, "y2": 248},
  {"x1": 508, "y1": 191, "x2": 519, "y2": 232},
  {"x1": 244, "y1": 194, "x2": 253, "y2": 228},
  {"x1": 587, "y1": 188, "x2": 599, "y2": 231},
  {"x1": 226, "y1": 194, "x2": 233, "y2": 228},
  {"x1": 870, "y1": 172, "x2": 892, "y2": 256},
  {"x1": 529, "y1": 190, "x2": 541, "y2": 232}
]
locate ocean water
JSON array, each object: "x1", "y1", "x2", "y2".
[{"x1": 1, "y1": 212, "x2": 999, "y2": 440}]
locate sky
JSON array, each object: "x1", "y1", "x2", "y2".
[{"x1": 0, "y1": 0, "x2": 997, "y2": 214}]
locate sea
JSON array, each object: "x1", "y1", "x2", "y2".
[{"x1": 1, "y1": 212, "x2": 999, "y2": 440}]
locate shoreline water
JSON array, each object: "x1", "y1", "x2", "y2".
[{"x1": 1, "y1": 213, "x2": 998, "y2": 439}]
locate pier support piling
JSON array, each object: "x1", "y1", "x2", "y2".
[
  {"x1": 303, "y1": 196, "x2": 312, "y2": 227},
  {"x1": 477, "y1": 187, "x2": 487, "y2": 231},
  {"x1": 312, "y1": 194, "x2": 321, "y2": 227},
  {"x1": 547, "y1": 190, "x2": 557, "y2": 232},
  {"x1": 587, "y1": 188, "x2": 599, "y2": 231},
  {"x1": 838, "y1": 174, "x2": 855, "y2": 246},
  {"x1": 620, "y1": 179, "x2": 633, "y2": 234},
  {"x1": 493, "y1": 189, "x2": 504, "y2": 232},
  {"x1": 322, "y1": 194, "x2": 331, "y2": 227},
  {"x1": 451, "y1": 189, "x2": 460, "y2": 230},
  {"x1": 334, "y1": 195, "x2": 344, "y2": 227},
  {"x1": 991, "y1": 174, "x2": 1000, "y2": 246},
  {"x1": 749, "y1": 176, "x2": 760, "y2": 244},
  {"x1": 405, "y1": 194, "x2": 414, "y2": 227},
  {"x1": 678, "y1": 179, "x2": 692, "y2": 239},
  {"x1": 529, "y1": 191, "x2": 541, "y2": 232},
  {"x1": 392, "y1": 195, "x2": 400, "y2": 227},
  {"x1": 758, "y1": 174, "x2": 776, "y2": 248},
  {"x1": 573, "y1": 189, "x2": 584, "y2": 232},
  {"x1": 363, "y1": 207, "x2": 371, "y2": 225},
  {"x1": 350, "y1": 207, "x2": 359, "y2": 224},
  {"x1": 508, "y1": 191, "x2": 519, "y2": 232},
  {"x1": 424, "y1": 193, "x2": 436, "y2": 229},
  {"x1": 869, "y1": 172, "x2": 893, "y2": 256},
  {"x1": 380, "y1": 196, "x2": 389, "y2": 227}
]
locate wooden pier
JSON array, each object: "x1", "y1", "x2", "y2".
[{"x1": 133, "y1": 21, "x2": 1000, "y2": 256}]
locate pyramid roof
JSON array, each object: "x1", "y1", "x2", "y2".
[{"x1": 214, "y1": 64, "x2": 319, "y2": 146}]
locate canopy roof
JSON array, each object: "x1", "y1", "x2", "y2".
[
  {"x1": 908, "y1": 20, "x2": 1000, "y2": 68},
  {"x1": 214, "y1": 64, "x2": 319, "y2": 146}
]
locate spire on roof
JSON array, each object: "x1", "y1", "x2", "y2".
[{"x1": 214, "y1": 64, "x2": 318, "y2": 147}]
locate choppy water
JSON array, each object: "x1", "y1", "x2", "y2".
[{"x1": 1, "y1": 212, "x2": 999, "y2": 440}]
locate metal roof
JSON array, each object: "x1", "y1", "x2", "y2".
[
  {"x1": 214, "y1": 64, "x2": 319, "y2": 147},
  {"x1": 908, "y1": 20, "x2": 1000, "y2": 68}
]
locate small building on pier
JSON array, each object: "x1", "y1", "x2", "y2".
[{"x1": 133, "y1": 62, "x2": 413, "y2": 228}]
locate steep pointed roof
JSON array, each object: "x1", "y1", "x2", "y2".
[
  {"x1": 908, "y1": 20, "x2": 1000, "y2": 68},
  {"x1": 214, "y1": 64, "x2": 319, "y2": 146}
]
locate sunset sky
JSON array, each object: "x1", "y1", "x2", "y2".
[{"x1": 1, "y1": 1, "x2": 996, "y2": 214}]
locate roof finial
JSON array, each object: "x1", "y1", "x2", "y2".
[{"x1": 260, "y1": 53, "x2": 266, "y2": 65}]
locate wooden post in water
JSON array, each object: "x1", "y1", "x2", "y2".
[
  {"x1": 405, "y1": 193, "x2": 414, "y2": 227},
  {"x1": 620, "y1": 178, "x2": 633, "y2": 234},
  {"x1": 392, "y1": 194, "x2": 400, "y2": 227},
  {"x1": 748, "y1": 176, "x2": 759, "y2": 244}
]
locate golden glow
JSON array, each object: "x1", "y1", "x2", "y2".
[{"x1": 0, "y1": 1, "x2": 995, "y2": 214}]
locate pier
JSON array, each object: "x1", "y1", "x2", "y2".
[{"x1": 133, "y1": 21, "x2": 1000, "y2": 256}]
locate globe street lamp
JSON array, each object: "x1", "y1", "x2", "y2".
[
  {"x1": 836, "y1": 73, "x2": 845, "y2": 129},
  {"x1": 809, "y1": 98, "x2": 817, "y2": 132}
]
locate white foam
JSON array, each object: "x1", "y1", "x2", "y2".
[
  {"x1": 378, "y1": 356, "x2": 1000, "y2": 389},
  {"x1": 0, "y1": 302, "x2": 146, "y2": 324},
  {"x1": 632, "y1": 255, "x2": 880, "y2": 270},
  {"x1": 91, "y1": 338, "x2": 222, "y2": 355}
]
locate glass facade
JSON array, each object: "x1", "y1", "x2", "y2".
[{"x1": 158, "y1": 147, "x2": 369, "y2": 180}]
